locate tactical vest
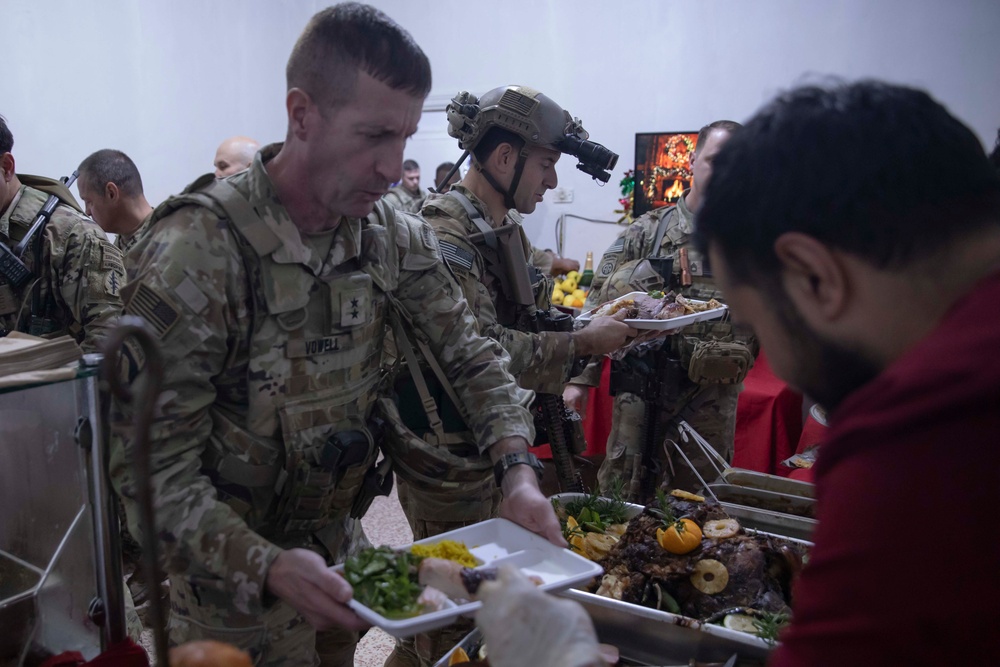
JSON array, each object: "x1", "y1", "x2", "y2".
[
  {"x1": 606, "y1": 206, "x2": 756, "y2": 387},
  {"x1": 146, "y1": 175, "x2": 390, "y2": 553},
  {"x1": 0, "y1": 180, "x2": 85, "y2": 339}
]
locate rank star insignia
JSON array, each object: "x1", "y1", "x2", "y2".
[{"x1": 340, "y1": 287, "x2": 369, "y2": 327}]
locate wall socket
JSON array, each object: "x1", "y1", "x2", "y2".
[{"x1": 553, "y1": 187, "x2": 574, "y2": 203}]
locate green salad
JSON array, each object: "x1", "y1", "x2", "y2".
[{"x1": 344, "y1": 546, "x2": 424, "y2": 618}]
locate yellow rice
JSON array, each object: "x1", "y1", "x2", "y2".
[{"x1": 410, "y1": 539, "x2": 478, "y2": 567}]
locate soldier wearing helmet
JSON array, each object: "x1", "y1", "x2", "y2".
[
  {"x1": 563, "y1": 120, "x2": 758, "y2": 503},
  {"x1": 381, "y1": 86, "x2": 636, "y2": 667}
]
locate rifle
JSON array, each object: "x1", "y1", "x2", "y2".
[
  {"x1": 468, "y1": 221, "x2": 585, "y2": 493},
  {"x1": 609, "y1": 343, "x2": 698, "y2": 503},
  {"x1": 0, "y1": 171, "x2": 79, "y2": 289}
]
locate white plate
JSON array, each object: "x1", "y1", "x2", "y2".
[
  {"x1": 332, "y1": 518, "x2": 604, "y2": 638},
  {"x1": 576, "y1": 291, "x2": 727, "y2": 331}
]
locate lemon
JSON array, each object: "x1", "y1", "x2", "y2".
[
  {"x1": 723, "y1": 614, "x2": 758, "y2": 634},
  {"x1": 551, "y1": 289, "x2": 564, "y2": 305}
]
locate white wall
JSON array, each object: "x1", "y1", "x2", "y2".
[{"x1": 5, "y1": 0, "x2": 999, "y2": 265}]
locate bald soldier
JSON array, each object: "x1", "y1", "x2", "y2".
[
  {"x1": 0, "y1": 114, "x2": 124, "y2": 352},
  {"x1": 213, "y1": 135, "x2": 260, "y2": 178}
]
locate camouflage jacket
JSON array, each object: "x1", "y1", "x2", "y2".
[
  {"x1": 422, "y1": 185, "x2": 577, "y2": 394},
  {"x1": 572, "y1": 195, "x2": 720, "y2": 386},
  {"x1": 114, "y1": 213, "x2": 153, "y2": 258},
  {"x1": 528, "y1": 245, "x2": 554, "y2": 275},
  {"x1": 0, "y1": 183, "x2": 124, "y2": 352},
  {"x1": 111, "y1": 145, "x2": 534, "y2": 612},
  {"x1": 382, "y1": 184, "x2": 426, "y2": 214}
]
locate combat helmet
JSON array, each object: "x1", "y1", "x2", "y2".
[{"x1": 442, "y1": 85, "x2": 618, "y2": 207}]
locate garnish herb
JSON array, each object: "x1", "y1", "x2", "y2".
[{"x1": 753, "y1": 611, "x2": 791, "y2": 645}]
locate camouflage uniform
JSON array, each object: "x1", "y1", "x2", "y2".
[
  {"x1": 528, "y1": 245, "x2": 554, "y2": 275},
  {"x1": 571, "y1": 195, "x2": 753, "y2": 499},
  {"x1": 382, "y1": 186, "x2": 576, "y2": 667},
  {"x1": 110, "y1": 145, "x2": 534, "y2": 667},
  {"x1": 382, "y1": 185, "x2": 426, "y2": 214},
  {"x1": 425, "y1": 186, "x2": 576, "y2": 394},
  {"x1": 0, "y1": 180, "x2": 124, "y2": 352},
  {"x1": 114, "y1": 214, "x2": 153, "y2": 257}
]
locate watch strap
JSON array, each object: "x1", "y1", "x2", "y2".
[{"x1": 493, "y1": 451, "x2": 544, "y2": 487}]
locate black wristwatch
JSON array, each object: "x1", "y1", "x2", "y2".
[{"x1": 493, "y1": 451, "x2": 545, "y2": 487}]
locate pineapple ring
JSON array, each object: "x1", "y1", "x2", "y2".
[
  {"x1": 690, "y1": 558, "x2": 729, "y2": 595},
  {"x1": 703, "y1": 519, "x2": 740, "y2": 539},
  {"x1": 584, "y1": 532, "x2": 619, "y2": 560}
]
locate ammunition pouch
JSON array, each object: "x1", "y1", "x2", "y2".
[
  {"x1": 378, "y1": 395, "x2": 492, "y2": 489},
  {"x1": 671, "y1": 321, "x2": 757, "y2": 384},
  {"x1": 272, "y1": 404, "x2": 380, "y2": 535},
  {"x1": 686, "y1": 340, "x2": 754, "y2": 385}
]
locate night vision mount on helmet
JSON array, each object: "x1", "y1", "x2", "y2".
[{"x1": 436, "y1": 85, "x2": 619, "y2": 205}]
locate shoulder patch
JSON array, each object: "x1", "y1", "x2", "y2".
[
  {"x1": 419, "y1": 223, "x2": 438, "y2": 252},
  {"x1": 438, "y1": 240, "x2": 475, "y2": 271},
  {"x1": 126, "y1": 282, "x2": 180, "y2": 339},
  {"x1": 607, "y1": 237, "x2": 625, "y2": 254},
  {"x1": 104, "y1": 270, "x2": 125, "y2": 297},
  {"x1": 100, "y1": 241, "x2": 125, "y2": 274}
]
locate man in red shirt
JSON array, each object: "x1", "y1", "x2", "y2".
[
  {"x1": 473, "y1": 80, "x2": 999, "y2": 667},
  {"x1": 694, "y1": 81, "x2": 1000, "y2": 665}
]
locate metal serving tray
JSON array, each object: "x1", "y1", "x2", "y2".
[
  {"x1": 435, "y1": 596, "x2": 770, "y2": 666},
  {"x1": 551, "y1": 490, "x2": 815, "y2": 541},
  {"x1": 718, "y1": 468, "x2": 815, "y2": 500},
  {"x1": 546, "y1": 492, "x2": 812, "y2": 661},
  {"x1": 708, "y1": 484, "x2": 815, "y2": 519},
  {"x1": 716, "y1": 502, "x2": 816, "y2": 541}
]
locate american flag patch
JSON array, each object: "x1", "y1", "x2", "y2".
[
  {"x1": 439, "y1": 240, "x2": 475, "y2": 271},
  {"x1": 607, "y1": 237, "x2": 625, "y2": 254},
  {"x1": 127, "y1": 282, "x2": 180, "y2": 339}
]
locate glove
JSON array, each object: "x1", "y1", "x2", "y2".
[{"x1": 474, "y1": 565, "x2": 605, "y2": 667}]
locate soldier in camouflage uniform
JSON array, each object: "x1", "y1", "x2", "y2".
[
  {"x1": 564, "y1": 120, "x2": 756, "y2": 501},
  {"x1": 0, "y1": 115, "x2": 124, "y2": 352},
  {"x1": 383, "y1": 86, "x2": 634, "y2": 667},
  {"x1": 382, "y1": 159, "x2": 426, "y2": 213},
  {"x1": 110, "y1": 7, "x2": 561, "y2": 667},
  {"x1": 77, "y1": 149, "x2": 154, "y2": 257}
]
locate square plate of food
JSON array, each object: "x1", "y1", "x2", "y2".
[
  {"x1": 331, "y1": 518, "x2": 604, "y2": 637},
  {"x1": 576, "y1": 291, "x2": 728, "y2": 331}
]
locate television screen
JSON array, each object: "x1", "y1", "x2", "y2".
[{"x1": 633, "y1": 131, "x2": 699, "y2": 217}]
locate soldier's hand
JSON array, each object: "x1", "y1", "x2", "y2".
[
  {"x1": 265, "y1": 549, "x2": 369, "y2": 631},
  {"x1": 551, "y1": 256, "x2": 581, "y2": 276},
  {"x1": 571, "y1": 309, "x2": 637, "y2": 356},
  {"x1": 499, "y1": 465, "x2": 567, "y2": 547},
  {"x1": 562, "y1": 383, "x2": 590, "y2": 420}
]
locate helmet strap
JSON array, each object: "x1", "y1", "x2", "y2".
[{"x1": 478, "y1": 148, "x2": 528, "y2": 211}]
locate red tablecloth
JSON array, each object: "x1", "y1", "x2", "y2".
[{"x1": 732, "y1": 351, "x2": 804, "y2": 475}]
